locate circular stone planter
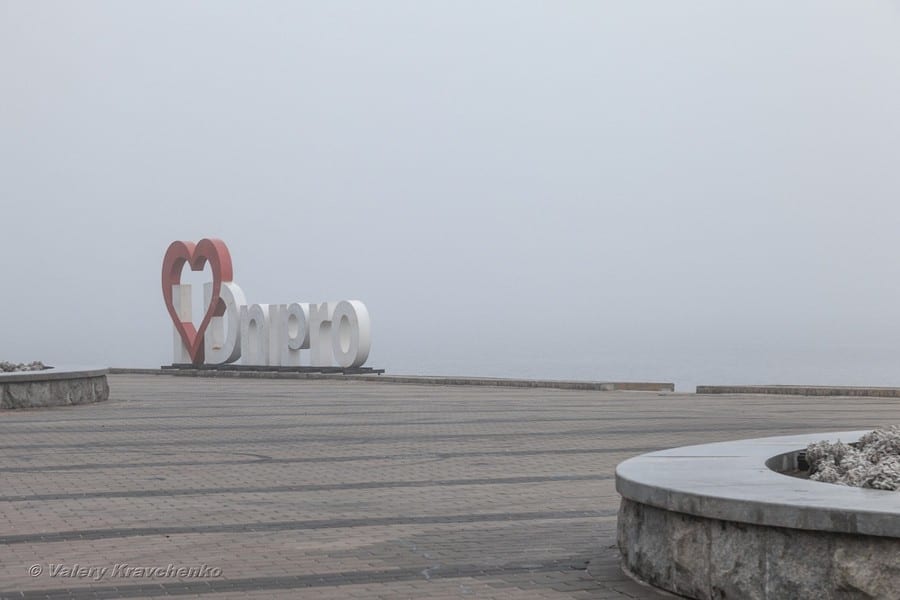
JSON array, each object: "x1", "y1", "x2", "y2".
[
  {"x1": 0, "y1": 366, "x2": 109, "y2": 409},
  {"x1": 615, "y1": 431, "x2": 900, "y2": 600}
]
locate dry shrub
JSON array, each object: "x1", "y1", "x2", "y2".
[{"x1": 806, "y1": 426, "x2": 900, "y2": 490}]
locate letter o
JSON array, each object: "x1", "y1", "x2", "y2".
[
  {"x1": 331, "y1": 300, "x2": 371, "y2": 368},
  {"x1": 286, "y1": 303, "x2": 310, "y2": 350}
]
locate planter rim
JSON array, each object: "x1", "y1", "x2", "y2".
[
  {"x1": 0, "y1": 366, "x2": 108, "y2": 384},
  {"x1": 616, "y1": 430, "x2": 900, "y2": 537}
]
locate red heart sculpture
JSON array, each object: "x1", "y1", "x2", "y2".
[{"x1": 161, "y1": 238, "x2": 234, "y2": 365}]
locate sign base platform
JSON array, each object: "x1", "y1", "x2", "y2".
[{"x1": 163, "y1": 364, "x2": 385, "y2": 375}]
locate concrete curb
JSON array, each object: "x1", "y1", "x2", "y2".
[
  {"x1": 0, "y1": 366, "x2": 109, "y2": 383},
  {"x1": 697, "y1": 384, "x2": 900, "y2": 397},
  {"x1": 108, "y1": 368, "x2": 674, "y2": 392},
  {"x1": 616, "y1": 430, "x2": 899, "y2": 536}
]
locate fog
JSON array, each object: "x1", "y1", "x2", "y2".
[{"x1": 3, "y1": 1, "x2": 900, "y2": 391}]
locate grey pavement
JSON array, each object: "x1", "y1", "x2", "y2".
[{"x1": 1, "y1": 375, "x2": 899, "y2": 599}]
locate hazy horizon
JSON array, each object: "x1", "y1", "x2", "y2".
[{"x1": 4, "y1": 1, "x2": 900, "y2": 392}]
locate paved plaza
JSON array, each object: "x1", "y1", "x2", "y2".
[{"x1": 2, "y1": 375, "x2": 900, "y2": 599}]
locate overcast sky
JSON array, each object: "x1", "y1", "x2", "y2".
[{"x1": 3, "y1": 1, "x2": 900, "y2": 390}]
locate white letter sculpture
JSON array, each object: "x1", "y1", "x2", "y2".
[{"x1": 162, "y1": 238, "x2": 372, "y2": 369}]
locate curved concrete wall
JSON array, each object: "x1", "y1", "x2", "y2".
[
  {"x1": 615, "y1": 432, "x2": 900, "y2": 599},
  {"x1": 0, "y1": 367, "x2": 109, "y2": 409}
]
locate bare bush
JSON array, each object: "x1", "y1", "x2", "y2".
[
  {"x1": 806, "y1": 426, "x2": 900, "y2": 490},
  {"x1": 0, "y1": 361, "x2": 47, "y2": 373}
]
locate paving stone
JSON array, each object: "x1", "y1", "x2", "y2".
[{"x1": 1, "y1": 375, "x2": 899, "y2": 599}]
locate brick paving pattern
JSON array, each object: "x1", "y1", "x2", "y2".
[{"x1": 2, "y1": 374, "x2": 899, "y2": 599}]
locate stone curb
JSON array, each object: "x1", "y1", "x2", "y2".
[
  {"x1": 696, "y1": 384, "x2": 900, "y2": 397},
  {"x1": 617, "y1": 432, "x2": 900, "y2": 599},
  {"x1": 0, "y1": 366, "x2": 110, "y2": 409}
]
